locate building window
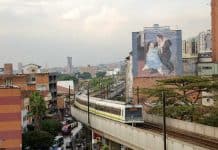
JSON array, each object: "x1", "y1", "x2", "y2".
[
  {"x1": 202, "y1": 66, "x2": 212, "y2": 70},
  {"x1": 31, "y1": 77, "x2": 36, "y2": 82},
  {"x1": 5, "y1": 79, "x2": 12, "y2": 86}
]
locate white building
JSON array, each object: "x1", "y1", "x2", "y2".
[
  {"x1": 22, "y1": 64, "x2": 41, "y2": 74},
  {"x1": 106, "y1": 68, "x2": 120, "y2": 76},
  {"x1": 202, "y1": 91, "x2": 214, "y2": 106},
  {"x1": 197, "y1": 30, "x2": 212, "y2": 53}
]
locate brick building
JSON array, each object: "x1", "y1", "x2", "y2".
[
  {"x1": 79, "y1": 65, "x2": 97, "y2": 77},
  {"x1": 0, "y1": 64, "x2": 57, "y2": 129},
  {"x1": 0, "y1": 87, "x2": 22, "y2": 150},
  {"x1": 212, "y1": 0, "x2": 218, "y2": 62}
]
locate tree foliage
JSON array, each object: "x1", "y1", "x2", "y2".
[
  {"x1": 96, "y1": 71, "x2": 106, "y2": 78},
  {"x1": 40, "y1": 119, "x2": 61, "y2": 136},
  {"x1": 22, "y1": 130, "x2": 53, "y2": 149},
  {"x1": 57, "y1": 74, "x2": 78, "y2": 85},
  {"x1": 29, "y1": 92, "x2": 46, "y2": 129},
  {"x1": 157, "y1": 76, "x2": 216, "y2": 104},
  {"x1": 141, "y1": 76, "x2": 218, "y2": 124},
  {"x1": 80, "y1": 72, "x2": 92, "y2": 79},
  {"x1": 89, "y1": 77, "x2": 114, "y2": 92},
  {"x1": 198, "y1": 108, "x2": 218, "y2": 127}
]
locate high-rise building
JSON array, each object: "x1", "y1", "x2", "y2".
[
  {"x1": 67, "y1": 57, "x2": 72, "y2": 74},
  {"x1": 17, "y1": 62, "x2": 23, "y2": 74},
  {"x1": 197, "y1": 30, "x2": 212, "y2": 53},
  {"x1": 0, "y1": 87, "x2": 22, "y2": 150},
  {"x1": 184, "y1": 38, "x2": 198, "y2": 56},
  {"x1": 212, "y1": 0, "x2": 218, "y2": 62},
  {"x1": 4, "y1": 64, "x2": 13, "y2": 75}
]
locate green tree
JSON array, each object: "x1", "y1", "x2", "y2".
[
  {"x1": 102, "y1": 144, "x2": 109, "y2": 150},
  {"x1": 80, "y1": 72, "x2": 92, "y2": 79},
  {"x1": 29, "y1": 92, "x2": 46, "y2": 129},
  {"x1": 96, "y1": 71, "x2": 106, "y2": 78},
  {"x1": 158, "y1": 76, "x2": 215, "y2": 104},
  {"x1": 22, "y1": 130, "x2": 53, "y2": 149},
  {"x1": 57, "y1": 74, "x2": 79, "y2": 85},
  {"x1": 141, "y1": 76, "x2": 218, "y2": 122},
  {"x1": 40, "y1": 119, "x2": 61, "y2": 136},
  {"x1": 198, "y1": 107, "x2": 218, "y2": 127}
]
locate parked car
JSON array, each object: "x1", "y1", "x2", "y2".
[
  {"x1": 62, "y1": 122, "x2": 78, "y2": 135},
  {"x1": 51, "y1": 136, "x2": 64, "y2": 148},
  {"x1": 65, "y1": 141, "x2": 72, "y2": 149}
]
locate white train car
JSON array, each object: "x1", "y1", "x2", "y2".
[{"x1": 74, "y1": 94, "x2": 144, "y2": 124}]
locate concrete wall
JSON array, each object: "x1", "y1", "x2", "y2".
[
  {"x1": 143, "y1": 113, "x2": 218, "y2": 139},
  {"x1": 71, "y1": 106, "x2": 209, "y2": 150}
]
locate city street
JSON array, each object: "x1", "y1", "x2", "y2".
[{"x1": 63, "y1": 122, "x2": 83, "y2": 150}]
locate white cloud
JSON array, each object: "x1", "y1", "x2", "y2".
[
  {"x1": 0, "y1": 0, "x2": 211, "y2": 67},
  {"x1": 61, "y1": 8, "x2": 81, "y2": 20},
  {"x1": 83, "y1": 7, "x2": 128, "y2": 36}
]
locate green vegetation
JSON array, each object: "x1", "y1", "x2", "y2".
[
  {"x1": 198, "y1": 108, "x2": 218, "y2": 127},
  {"x1": 96, "y1": 71, "x2": 106, "y2": 78},
  {"x1": 40, "y1": 119, "x2": 61, "y2": 136},
  {"x1": 139, "y1": 76, "x2": 218, "y2": 126},
  {"x1": 102, "y1": 144, "x2": 109, "y2": 150},
  {"x1": 57, "y1": 74, "x2": 79, "y2": 85},
  {"x1": 89, "y1": 77, "x2": 114, "y2": 92},
  {"x1": 29, "y1": 92, "x2": 47, "y2": 129},
  {"x1": 79, "y1": 72, "x2": 92, "y2": 79},
  {"x1": 22, "y1": 130, "x2": 53, "y2": 149}
]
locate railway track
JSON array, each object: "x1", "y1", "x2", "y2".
[{"x1": 136, "y1": 122, "x2": 218, "y2": 150}]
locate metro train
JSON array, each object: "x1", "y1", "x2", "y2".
[{"x1": 74, "y1": 94, "x2": 144, "y2": 124}]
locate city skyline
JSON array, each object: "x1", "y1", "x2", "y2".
[{"x1": 0, "y1": 0, "x2": 211, "y2": 68}]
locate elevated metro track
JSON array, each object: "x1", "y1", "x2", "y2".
[
  {"x1": 137, "y1": 122, "x2": 218, "y2": 150},
  {"x1": 71, "y1": 105, "x2": 214, "y2": 150}
]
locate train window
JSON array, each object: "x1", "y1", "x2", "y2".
[
  {"x1": 125, "y1": 107, "x2": 142, "y2": 120},
  {"x1": 76, "y1": 99, "x2": 121, "y2": 115}
]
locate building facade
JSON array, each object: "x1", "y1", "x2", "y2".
[
  {"x1": 125, "y1": 53, "x2": 133, "y2": 102},
  {"x1": 0, "y1": 87, "x2": 22, "y2": 150},
  {"x1": 212, "y1": 0, "x2": 218, "y2": 62},
  {"x1": 79, "y1": 65, "x2": 97, "y2": 77},
  {"x1": 197, "y1": 30, "x2": 212, "y2": 53},
  {"x1": 67, "y1": 57, "x2": 73, "y2": 74},
  {"x1": 0, "y1": 64, "x2": 57, "y2": 130},
  {"x1": 132, "y1": 24, "x2": 183, "y2": 77}
]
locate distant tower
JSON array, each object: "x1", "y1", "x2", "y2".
[
  {"x1": 18, "y1": 62, "x2": 23, "y2": 74},
  {"x1": 212, "y1": 0, "x2": 218, "y2": 62},
  {"x1": 4, "y1": 63, "x2": 13, "y2": 75},
  {"x1": 67, "y1": 57, "x2": 72, "y2": 74}
]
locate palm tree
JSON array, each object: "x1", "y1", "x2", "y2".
[{"x1": 29, "y1": 92, "x2": 46, "y2": 129}]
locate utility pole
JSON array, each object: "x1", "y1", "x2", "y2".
[
  {"x1": 68, "y1": 85, "x2": 71, "y2": 115},
  {"x1": 87, "y1": 82, "x2": 90, "y2": 124},
  {"x1": 137, "y1": 86, "x2": 139, "y2": 104},
  {"x1": 162, "y1": 91, "x2": 167, "y2": 150},
  {"x1": 106, "y1": 85, "x2": 109, "y2": 99},
  {"x1": 69, "y1": 85, "x2": 71, "y2": 99},
  {"x1": 73, "y1": 90, "x2": 75, "y2": 101}
]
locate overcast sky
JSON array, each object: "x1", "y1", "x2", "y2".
[{"x1": 0, "y1": 0, "x2": 211, "y2": 68}]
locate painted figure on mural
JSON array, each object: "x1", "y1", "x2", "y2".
[
  {"x1": 142, "y1": 34, "x2": 174, "y2": 74},
  {"x1": 156, "y1": 34, "x2": 174, "y2": 74},
  {"x1": 142, "y1": 41, "x2": 162, "y2": 74}
]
